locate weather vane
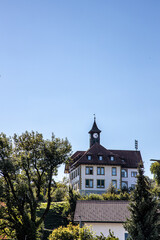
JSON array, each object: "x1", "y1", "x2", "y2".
[{"x1": 94, "y1": 114, "x2": 96, "y2": 121}]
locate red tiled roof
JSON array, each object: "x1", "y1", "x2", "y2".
[
  {"x1": 64, "y1": 151, "x2": 85, "y2": 173},
  {"x1": 69, "y1": 143, "x2": 142, "y2": 170},
  {"x1": 74, "y1": 200, "x2": 130, "y2": 223}
]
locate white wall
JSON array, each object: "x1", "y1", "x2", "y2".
[
  {"x1": 122, "y1": 168, "x2": 137, "y2": 188},
  {"x1": 85, "y1": 222, "x2": 128, "y2": 240},
  {"x1": 69, "y1": 166, "x2": 80, "y2": 190},
  {"x1": 69, "y1": 165, "x2": 138, "y2": 192},
  {"x1": 81, "y1": 165, "x2": 121, "y2": 191}
]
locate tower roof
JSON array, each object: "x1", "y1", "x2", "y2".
[{"x1": 88, "y1": 117, "x2": 101, "y2": 134}]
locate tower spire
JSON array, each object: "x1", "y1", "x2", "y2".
[
  {"x1": 89, "y1": 116, "x2": 101, "y2": 147},
  {"x1": 94, "y1": 113, "x2": 96, "y2": 121}
]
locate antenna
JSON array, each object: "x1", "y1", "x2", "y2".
[{"x1": 135, "y1": 140, "x2": 138, "y2": 151}]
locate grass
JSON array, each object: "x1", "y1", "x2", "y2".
[{"x1": 37, "y1": 201, "x2": 69, "y2": 240}]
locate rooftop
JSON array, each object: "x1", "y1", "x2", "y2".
[{"x1": 74, "y1": 200, "x2": 130, "y2": 223}]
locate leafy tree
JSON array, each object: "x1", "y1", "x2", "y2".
[
  {"x1": 124, "y1": 166, "x2": 160, "y2": 240},
  {"x1": 150, "y1": 161, "x2": 160, "y2": 185},
  {"x1": 0, "y1": 131, "x2": 71, "y2": 240},
  {"x1": 65, "y1": 186, "x2": 80, "y2": 223},
  {"x1": 52, "y1": 177, "x2": 69, "y2": 202}
]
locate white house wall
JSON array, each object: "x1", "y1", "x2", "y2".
[
  {"x1": 69, "y1": 165, "x2": 137, "y2": 192},
  {"x1": 85, "y1": 222, "x2": 128, "y2": 240},
  {"x1": 69, "y1": 167, "x2": 80, "y2": 191},
  {"x1": 122, "y1": 168, "x2": 137, "y2": 188},
  {"x1": 81, "y1": 165, "x2": 121, "y2": 192}
]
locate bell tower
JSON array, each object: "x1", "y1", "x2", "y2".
[{"x1": 88, "y1": 116, "x2": 101, "y2": 147}]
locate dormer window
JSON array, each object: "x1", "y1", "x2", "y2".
[
  {"x1": 87, "y1": 155, "x2": 92, "y2": 160},
  {"x1": 99, "y1": 155, "x2": 103, "y2": 160},
  {"x1": 110, "y1": 156, "x2": 114, "y2": 161}
]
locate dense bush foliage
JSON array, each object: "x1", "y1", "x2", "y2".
[
  {"x1": 80, "y1": 192, "x2": 130, "y2": 201},
  {"x1": 49, "y1": 223, "x2": 119, "y2": 240}
]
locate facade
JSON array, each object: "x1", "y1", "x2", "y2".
[
  {"x1": 74, "y1": 200, "x2": 130, "y2": 240},
  {"x1": 65, "y1": 119, "x2": 142, "y2": 194}
]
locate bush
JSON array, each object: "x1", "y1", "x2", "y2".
[
  {"x1": 48, "y1": 223, "x2": 93, "y2": 240},
  {"x1": 107, "y1": 184, "x2": 117, "y2": 194},
  {"x1": 49, "y1": 224, "x2": 119, "y2": 240},
  {"x1": 85, "y1": 193, "x2": 103, "y2": 200},
  {"x1": 52, "y1": 187, "x2": 66, "y2": 202}
]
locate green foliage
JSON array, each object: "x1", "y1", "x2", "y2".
[
  {"x1": 81, "y1": 192, "x2": 130, "y2": 201},
  {"x1": 52, "y1": 187, "x2": 67, "y2": 202},
  {"x1": 79, "y1": 226, "x2": 95, "y2": 240},
  {"x1": 85, "y1": 193, "x2": 103, "y2": 200},
  {"x1": 49, "y1": 223, "x2": 119, "y2": 240},
  {"x1": 37, "y1": 202, "x2": 69, "y2": 239},
  {"x1": 150, "y1": 161, "x2": 160, "y2": 185},
  {"x1": 95, "y1": 230, "x2": 119, "y2": 240},
  {"x1": 48, "y1": 223, "x2": 80, "y2": 240},
  {"x1": 107, "y1": 183, "x2": 117, "y2": 194},
  {"x1": 0, "y1": 131, "x2": 71, "y2": 240},
  {"x1": 64, "y1": 186, "x2": 80, "y2": 223},
  {"x1": 124, "y1": 166, "x2": 160, "y2": 240}
]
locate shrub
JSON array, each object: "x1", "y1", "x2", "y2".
[
  {"x1": 48, "y1": 223, "x2": 93, "y2": 240},
  {"x1": 107, "y1": 184, "x2": 117, "y2": 194},
  {"x1": 52, "y1": 187, "x2": 66, "y2": 202},
  {"x1": 49, "y1": 224, "x2": 119, "y2": 240},
  {"x1": 85, "y1": 193, "x2": 103, "y2": 200}
]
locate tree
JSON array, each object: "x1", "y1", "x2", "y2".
[
  {"x1": 124, "y1": 166, "x2": 160, "y2": 240},
  {"x1": 64, "y1": 186, "x2": 80, "y2": 223},
  {"x1": 0, "y1": 131, "x2": 71, "y2": 240},
  {"x1": 150, "y1": 161, "x2": 160, "y2": 185}
]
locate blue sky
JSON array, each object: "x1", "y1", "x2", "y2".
[{"x1": 0, "y1": 0, "x2": 160, "y2": 180}]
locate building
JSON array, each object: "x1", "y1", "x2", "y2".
[
  {"x1": 65, "y1": 118, "x2": 142, "y2": 194},
  {"x1": 74, "y1": 200, "x2": 130, "y2": 240}
]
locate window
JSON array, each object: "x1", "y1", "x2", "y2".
[
  {"x1": 86, "y1": 166, "x2": 93, "y2": 175},
  {"x1": 87, "y1": 155, "x2": 92, "y2": 160},
  {"x1": 97, "y1": 179, "x2": 105, "y2": 188},
  {"x1": 110, "y1": 156, "x2": 114, "y2": 161},
  {"x1": 97, "y1": 167, "x2": 104, "y2": 175},
  {"x1": 85, "y1": 179, "x2": 93, "y2": 188},
  {"x1": 122, "y1": 181, "x2": 128, "y2": 189},
  {"x1": 112, "y1": 167, "x2": 117, "y2": 176},
  {"x1": 98, "y1": 155, "x2": 103, "y2": 160},
  {"x1": 131, "y1": 171, "x2": 137, "y2": 177},
  {"x1": 112, "y1": 180, "x2": 117, "y2": 188},
  {"x1": 131, "y1": 184, "x2": 135, "y2": 189},
  {"x1": 121, "y1": 169, "x2": 128, "y2": 178}
]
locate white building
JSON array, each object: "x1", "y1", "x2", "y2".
[
  {"x1": 74, "y1": 200, "x2": 130, "y2": 240},
  {"x1": 65, "y1": 119, "x2": 142, "y2": 194}
]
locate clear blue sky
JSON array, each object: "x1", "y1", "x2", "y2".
[{"x1": 0, "y1": 0, "x2": 160, "y2": 180}]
